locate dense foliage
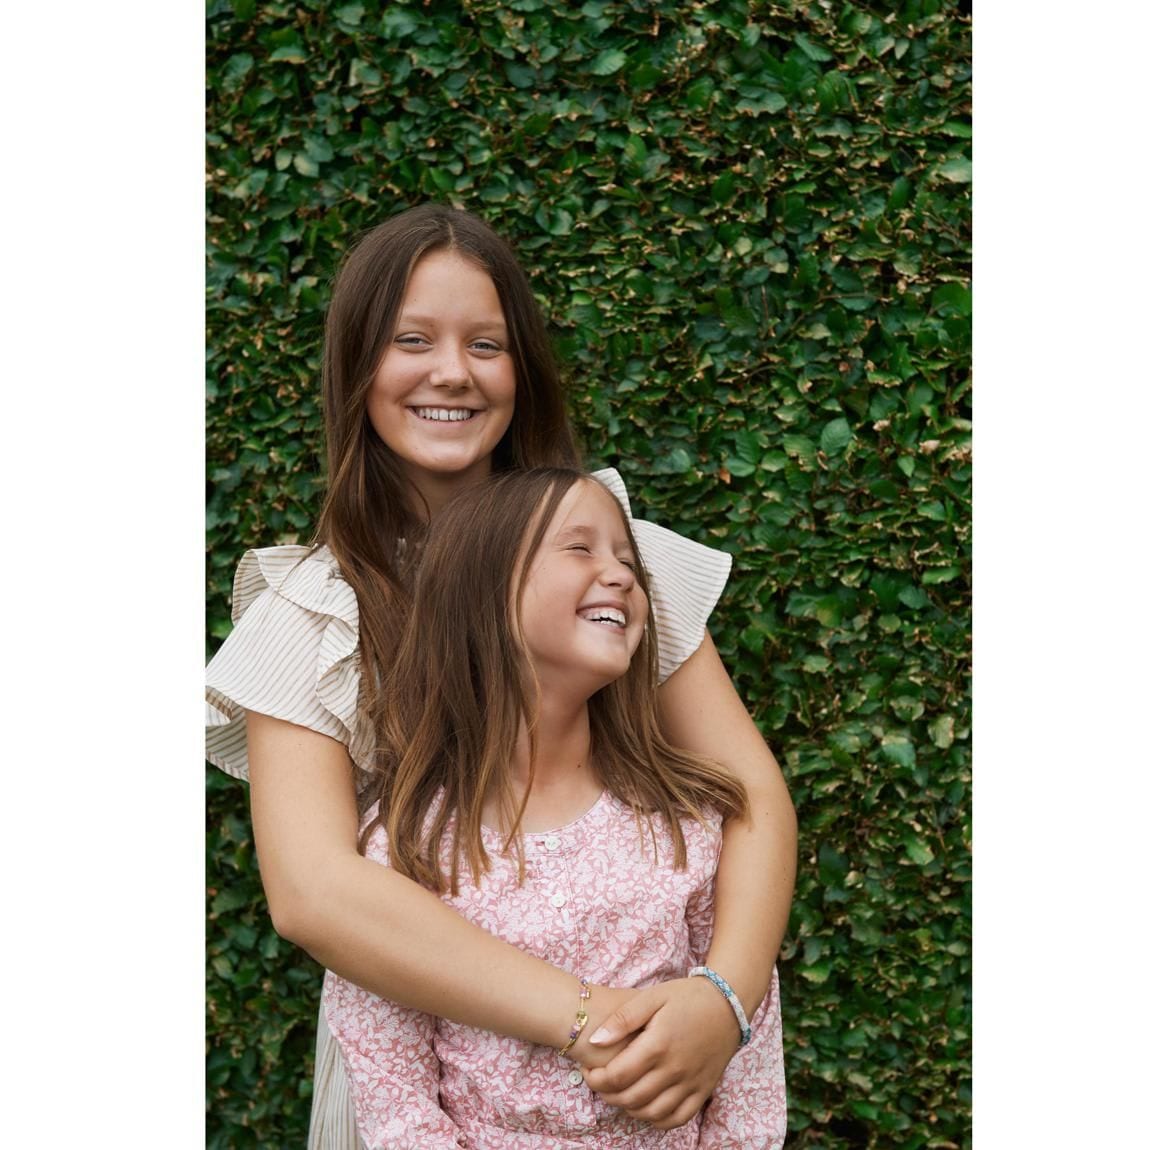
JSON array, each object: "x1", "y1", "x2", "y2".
[{"x1": 206, "y1": 1, "x2": 971, "y2": 1146}]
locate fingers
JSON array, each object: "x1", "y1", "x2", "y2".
[
  {"x1": 586, "y1": 984, "x2": 668, "y2": 1047},
  {"x1": 583, "y1": 1068, "x2": 706, "y2": 1129},
  {"x1": 582, "y1": 1035, "x2": 661, "y2": 1096},
  {"x1": 642, "y1": 1092, "x2": 708, "y2": 1130}
]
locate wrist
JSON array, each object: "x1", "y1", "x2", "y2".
[
  {"x1": 688, "y1": 965, "x2": 752, "y2": 1048},
  {"x1": 557, "y1": 977, "x2": 592, "y2": 1058}
]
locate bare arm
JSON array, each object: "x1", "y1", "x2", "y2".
[
  {"x1": 580, "y1": 631, "x2": 797, "y2": 1125},
  {"x1": 658, "y1": 631, "x2": 797, "y2": 1009},
  {"x1": 245, "y1": 710, "x2": 634, "y2": 1054}
]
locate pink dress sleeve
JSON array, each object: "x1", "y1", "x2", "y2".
[
  {"x1": 321, "y1": 805, "x2": 464, "y2": 1149},
  {"x1": 322, "y1": 971, "x2": 464, "y2": 1149}
]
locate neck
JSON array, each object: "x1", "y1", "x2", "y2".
[
  {"x1": 487, "y1": 694, "x2": 601, "y2": 834},
  {"x1": 405, "y1": 461, "x2": 493, "y2": 521},
  {"x1": 512, "y1": 693, "x2": 592, "y2": 789}
]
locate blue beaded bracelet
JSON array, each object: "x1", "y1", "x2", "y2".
[{"x1": 688, "y1": 965, "x2": 752, "y2": 1047}]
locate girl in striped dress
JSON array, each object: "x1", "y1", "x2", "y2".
[{"x1": 205, "y1": 204, "x2": 796, "y2": 1146}]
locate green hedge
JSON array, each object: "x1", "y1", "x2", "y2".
[{"x1": 207, "y1": 2, "x2": 971, "y2": 1146}]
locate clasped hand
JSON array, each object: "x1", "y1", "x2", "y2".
[{"x1": 569, "y1": 977, "x2": 742, "y2": 1129}]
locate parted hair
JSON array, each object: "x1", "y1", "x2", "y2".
[
  {"x1": 357, "y1": 469, "x2": 748, "y2": 894},
  {"x1": 314, "y1": 204, "x2": 580, "y2": 723}
]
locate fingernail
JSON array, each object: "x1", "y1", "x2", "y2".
[{"x1": 588, "y1": 1027, "x2": 611, "y2": 1045}]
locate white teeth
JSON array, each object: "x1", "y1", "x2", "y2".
[
  {"x1": 579, "y1": 607, "x2": 626, "y2": 628},
  {"x1": 412, "y1": 407, "x2": 476, "y2": 422}
]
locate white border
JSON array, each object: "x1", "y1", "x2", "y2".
[{"x1": 6, "y1": 4, "x2": 205, "y2": 1143}]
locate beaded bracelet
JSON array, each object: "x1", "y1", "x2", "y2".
[
  {"x1": 688, "y1": 965, "x2": 752, "y2": 1047},
  {"x1": 558, "y1": 977, "x2": 592, "y2": 1056}
]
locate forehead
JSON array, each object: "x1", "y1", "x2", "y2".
[
  {"x1": 401, "y1": 250, "x2": 503, "y2": 315},
  {"x1": 547, "y1": 480, "x2": 631, "y2": 541}
]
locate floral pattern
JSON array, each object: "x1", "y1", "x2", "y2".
[{"x1": 324, "y1": 792, "x2": 786, "y2": 1148}]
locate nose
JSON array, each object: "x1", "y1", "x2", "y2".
[
  {"x1": 600, "y1": 558, "x2": 636, "y2": 590},
  {"x1": 429, "y1": 342, "x2": 471, "y2": 390}
]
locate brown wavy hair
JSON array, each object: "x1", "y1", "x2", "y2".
[
  {"x1": 357, "y1": 469, "x2": 748, "y2": 894},
  {"x1": 313, "y1": 204, "x2": 580, "y2": 726}
]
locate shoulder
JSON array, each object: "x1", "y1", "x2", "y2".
[
  {"x1": 230, "y1": 544, "x2": 354, "y2": 623},
  {"x1": 206, "y1": 544, "x2": 366, "y2": 779}
]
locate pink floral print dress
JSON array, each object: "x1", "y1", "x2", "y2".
[{"x1": 324, "y1": 791, "x2": 786, "y2": 1149}]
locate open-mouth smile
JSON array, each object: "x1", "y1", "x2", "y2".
[
  {"x1": 410, "y1": 407, "x2": 479, "y2": 423},
  {"x1": 577, "y1": 606, "x2": 628, "y2": 630}
]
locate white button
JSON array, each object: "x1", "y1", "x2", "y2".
[
  {"x1": 568, "y1": 1069, "x2": 584, "y2": 1086},
  {"x1": 544, "y1": 835, "x2": 561, "y2": 850},
  {"x1": 550, "y1": 893, "x2": 567, "y2": 908}
]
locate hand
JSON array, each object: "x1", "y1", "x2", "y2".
[{"x1": 579, "y1": 977, "x2": 741, "y2": 1129}]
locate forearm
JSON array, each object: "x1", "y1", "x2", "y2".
[
  {"x1": 246, "y1": 710, "x2": 587, "y2": 1048},
  {"x1": 657, "y1": 632, "x2": 797, "y2": 1012},
  {"x1": 296, "y1": 852, "x2": 586, "y2": 1044},
  {"x1": 706, "y1": 766, "x2": 796, "y2": 1012}
]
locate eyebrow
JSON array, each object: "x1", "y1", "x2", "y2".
[{"x1": 553, "y1": 525, "x2": 595, "y2": 543}]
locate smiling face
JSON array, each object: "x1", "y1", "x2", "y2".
[
  {"x1": 367, "y1": 249, "x2": 517, "y2": 514},
  {"x1": 516, "y1": 479, "x2": 649, "y2": 701}
]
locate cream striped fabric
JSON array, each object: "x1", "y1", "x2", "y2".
[{"x1": 205, "y1": 468, "x2": 732, "y2": 1148}]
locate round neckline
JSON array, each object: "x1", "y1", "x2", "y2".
[{"x1": 480, "y1": 789, "x2": 610, "y2": 845}]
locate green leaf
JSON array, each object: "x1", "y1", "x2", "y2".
[
  {"x1": 794, "y1": 33, "x2": 834, "y2": 62},
  {"x1": 880, "y1": 736, "x2": 916, "y2": 769},
  {"x1": 726, "y1": 456, "x2": 757, "y2": 478},
  {"x1": 928, "y1": 715, "x2": 956, "y2": 749},
  {"x1": 904, "y1": 835, "x2": 936, "y2": 866},
  {"x1": 736, "y1": 92, "x2": 787, "y2": 116},
  {"x1": 937, "y1": 156, "x2": 973, "y2": 183},
  {"x1": 548, "y1": 208, "x2": 573, "y2": 236},
  {"x1": 686, "y1": 78, "x2": 714, "y2": 110},
  {"x1": 211, "y1": 887, "x2": 250, "y2": 915},
  {"x1": 932, "y1": 282, "x2": 972, "y2": 317},
  {"x1": 712, "y1": 170, "x2": 736, "y2": 203},
  {"x1": 733, "y1": 429, "x2": 761, "y2": 464},
  {"x1": 922, "y1": 567, "x2": 962, "y2": 584},
  {"x1": 820, "y1": 417, "x2": 852, "y2": 455},
  {"x1": 782, "y1": 434, "x2": 817, "y2": 467},
  {"x1": 799, "y1": 960, "x2": 833, "y2": 984},
  {"x1": 268, "y1": 44, "x2": 308, "y2": 64},
  {"x1": 589, "y1": 48, "x2": 627, "y2": 76},
  {"x1": 333, "y1": 2, "x2": 365, "y2": 25},
  {"x1": 292, "y1": 153, "x2": 319, "y2": 177},
  {"x1": 381, "y1": 7, "x2": 419, "y2": 37},
  {"x1": 221, "y1": 53, "x2": 254, "y2": 90},
  {"x1": 898, "y1": 585, "x2": 929, "y2": 610}
]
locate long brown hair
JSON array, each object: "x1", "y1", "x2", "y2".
[
  {"x1": 358, "y1": 469, "x2": 747, "y2": 894},
  {"x1": 314, "y1": 204, "x2": 580, "y2": 725}
]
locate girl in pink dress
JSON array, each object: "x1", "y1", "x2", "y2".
[{"x1": 324, "y1": 468, "x2": 786, "y2": 1149}]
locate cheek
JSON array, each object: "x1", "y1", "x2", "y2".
[
  {"x1": 493, "y1": 363, "x2": 517, "y2": 410},
  {"x1": 630, "y1": 594, "x2": 650, "y2": 650}
]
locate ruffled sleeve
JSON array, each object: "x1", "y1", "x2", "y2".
[
  {"x1": 205, "y1": 545, "x2": 371, "y2": 782},
  {"x1": 591, "y1": 468, "x2": 732, "y2": 684}
]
